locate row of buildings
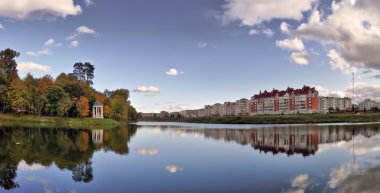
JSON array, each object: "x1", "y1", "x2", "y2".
[
  {"x1": 358, "y1": 99, "x2": 380, "y2": 111},
  {"x1": 179, "y1": 86, "x2": 352, "y2": 118},
  {"x1": 140, "y1": 124, "x2": 380, "y2": 157}
]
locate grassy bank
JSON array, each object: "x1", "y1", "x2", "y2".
[
  {"x1": 0, "y1": 113, "x2": 122, "y2": 129},
  {"x1": 139, "y1": 113, "x2": 380, "y2": 124}
]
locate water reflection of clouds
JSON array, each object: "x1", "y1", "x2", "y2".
[
  {"x1": 18, "y1": 160, "x2": 46, "y2": 171},
  {"x1": 25, "y1": 176, "x2": 78, "y2": 193},
  {"x1": 326, "y1": 153, "x2": 380, "y2": 192},
  {"x1": 318, "y1": 134, "x2": 380, "y2": 155},
  {"x1": 135, "y1": 148, "x2": 159, "y2": 155},
  {"x1": 26, "y1": 176, "x2": 52, "y2": 193},
  {"x1": 283, "y1": 174, "x2": 318, "y2": 193},
  {"x1": 328, "y1": 163, "x2": 359, "y2": 189},
  {"x1": 332, "y1": 165, "x2": 380, "y2": 193},
  {"x1": 165, "y1": 165, "x2": 183, "y2": 173}
]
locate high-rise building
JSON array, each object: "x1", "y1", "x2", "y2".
[{"x1": 251, "y1": 86, "x2": 319, "y2": 115}]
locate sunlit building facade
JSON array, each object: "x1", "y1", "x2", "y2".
[{"x1": 251, "y1": 86, "x2": 319, "y2": 115}]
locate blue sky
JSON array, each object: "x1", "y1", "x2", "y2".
[{"x1": 1, "y1": 0, "x2": 380, "y2": 112}]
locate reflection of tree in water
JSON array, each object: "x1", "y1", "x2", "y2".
[
  {"x1": 0, "y1": 160, "x2": 19, "y2": 190},
  {"x1": 0, "y1": 124, "x2": 137, "y2": 190},
  {"x1": 72, "y1": 161, "x2": 93, "y2": 183}
]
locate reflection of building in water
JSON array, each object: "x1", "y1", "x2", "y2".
[
  {"x1": 92, "y1": 129, "x2": 104, "y2": 144},
  {"x1": 148, "y1": 125, "x2": 380, "y2": 157},
  {"x1": 203, "y1": 127, "x2": 320, "y2": 156}
]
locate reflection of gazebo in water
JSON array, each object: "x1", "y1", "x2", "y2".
[
  {"x1": 92, "y1": 101, "x2": 103, "y2": 119},
  {"x1": 92, "y1": 129, "x2": 104, "y2": 144}
]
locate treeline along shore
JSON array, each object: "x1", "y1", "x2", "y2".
[
  {"x1": 0, "y1": 48, "x2": 138, "y2": 128},
  {"x1": 138, "y1": 113, "x2": 380, "y2": 124}
]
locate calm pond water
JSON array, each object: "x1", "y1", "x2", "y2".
[{"x1": 1, "y1": 122, "x2": 380, "y2": 193}]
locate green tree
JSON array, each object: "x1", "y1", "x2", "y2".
[
  {"x1": 0, "y1": 48, "x2": 20, "y2": 79},
  {"x1": 44, "y1": 86, "x2": 65, "y2": 116},
  {"x1": 57, "y1": 93, "x2": 73, "y2": 117},
  {"x1": 110, "y1": 96, "x2": 128, "y2": 121},
  {"x1": 73, "y1": 62, "x2": 85, "y2": 82},
  {"x1": 84, "y1": 62, "x2": 95, "y2": 85},
  {"x1": 72, "y1": 62, "x2": 95, "y2": 85},
  {"x1": 56, "y1": 73, "x2": 84, "y2": 98}
]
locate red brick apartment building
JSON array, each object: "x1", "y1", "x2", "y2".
[{"x1": 251, "y1": 86, "x2": 319, "y2": 115}]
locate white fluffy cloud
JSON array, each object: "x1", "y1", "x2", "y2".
[
  {"x1": 44, "y1": 39, "x2": 55, "y2": 46},
  {"x1": 262, "y1": 28, "x2": 275, "y2": 37},
  {"x1": 222, "y1": 0, "x2": 315, "y2": 26},
  {"x1": 133, "y1": 86, "x2": 160, "y2": 93},
  {"x1": 291, "y1": 0, "x2": 380, "y2": 71},
  {"x1": 327, "y1": 49, "x2": 357, "y2": 75},
  {"x1": 248, "y1": 28, "x2": 275, "y2": 37},
  {"x1": 0, "y1": 0, "x2": 82, "y2": 19},
  {"x1": 315, "y1": 82, "x2": 380, "y2": 103},
  {"x1": 17, "y1": 62, "x2": 51, "y2": 73},
  {"x1": 291, "y1": 52, "x2": 309, "y2": 65},
  {"x1": 276, "y1": 38, "x2": 305, "y2": 51},
  {"x1": 26, "y1": 48, "x2": 51, "y2": 56},
  {"x1": 280, "y1": 22, "x2": 290, "y2": 34},
  {"x1": 76, "y1": 26, "x2": 96, "y2": 34},
  {"x1": 0, "y1": 22, "x2": 4, "y2": 29},
  {"x1": 165, "y1": 68, "x2": 183, "y2": 76},
  {"x1": 70, "y1": 40, "x2": 79, "y2": 48},
  {"x1": 66, "y1": 26, "x2": 97, "y2": 40},
  {"x1": 27, "y1": 38, "x2": 61, "y2": 56},
  {"x1": 276, "y1": 38, "x2": 309, "y2": 65},
  {"x1": 314, "y1": 85, "x2": 345, "y2": 98}
]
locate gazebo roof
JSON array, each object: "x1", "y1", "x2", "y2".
[{"x1": 93, "y1": 101, "x2": 103, "y2": 107}]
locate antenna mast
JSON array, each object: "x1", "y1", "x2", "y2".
[{"x1": 352, "y1": 72, "x2": 355, "y2": 112}]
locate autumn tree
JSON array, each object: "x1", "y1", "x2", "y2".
[
  {"x1": 7, "y1": 77, "x2": 29, "y2": 114},
  {"x1": 35, "y1": 76, "x2": 55, "y2": 116},
  {"x1": 76, "y1": 96, "x2": 90, "y2": 117}
]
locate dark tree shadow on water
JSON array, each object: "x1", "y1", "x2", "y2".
[
  {"x1": 0, "y1": 161, "x2": 19, "y2": 190},
  {"x1": 71, "y1": 161, "x2": 93, "y2": 183}
]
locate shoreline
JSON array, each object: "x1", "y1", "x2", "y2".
[
  {"x1": 0, "y1": 113, "x2": 122, "y2": 130},
  {"x1": 138, "y1": 113, "x2": 380, "y2": 125}
]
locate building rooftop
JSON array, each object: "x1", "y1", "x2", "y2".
[{"x1": 93, "y1": 101, "x2": 103, "y2": 106}]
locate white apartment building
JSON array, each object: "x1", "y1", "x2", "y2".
[
  {"x1": 319, "y1": 97, "x2": 352, "y2": 111},
  {"x1": 359, "y1": 99, "x2": 378, "y2": 110},
  {"x1": 223, "y1": 102, "x2": 236, "y2": 116},
  {"x1": 211, "y1": 103, "x2": 224, "y2": 116},
  {"x1": 235, "y1": 98, "x2": 250, "y2": 116}
]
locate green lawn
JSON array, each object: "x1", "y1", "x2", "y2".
[
  {"x1": 0, "y1": 113, "x2": 122, "y2": 129},
  {"x1": 139, "y1": 113, "x2": 380, "y2": 124}
]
